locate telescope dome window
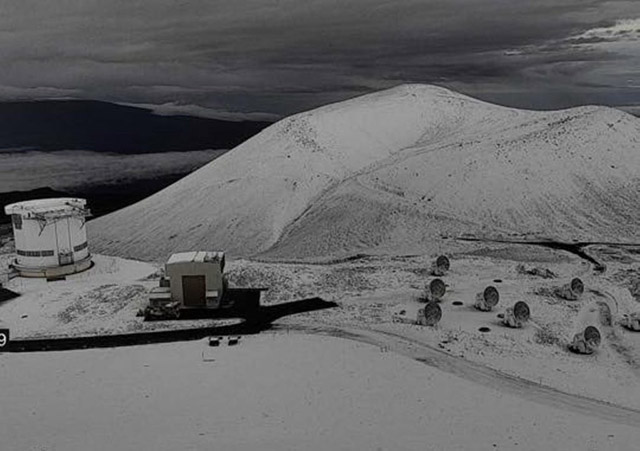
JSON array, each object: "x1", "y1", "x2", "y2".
[{"x1": 12, "y1": 214, "x2": 22, "y2": 230}]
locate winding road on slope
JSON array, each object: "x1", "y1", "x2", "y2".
[
  {"x1": 6, "y1": 309, "x2": 640, "y2": 427},
  {"x1": 273, "y1": 322, "x2": 640, "y2": 428}
]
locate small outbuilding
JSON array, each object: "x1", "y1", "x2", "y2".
[
  {"x1": 145, "y1": 251, "x2": 268, "y2": 321},
  {"x1": 150, "y1": 251, "x2": 227, "y2": 309},
  {"x1": 4, "y1": 198, "x2": 92, "y2": 278}
]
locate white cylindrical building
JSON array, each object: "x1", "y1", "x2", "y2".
[{"x1": 4, "y1": 198, "x2": 92, "y2": 277}]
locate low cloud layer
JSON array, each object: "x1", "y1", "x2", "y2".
[
  {"x1": 1, "y1": 1, "x2": 638, "y2": 117},
  {"x1": 0, "y1": 149, "x2": 225, "y2": 192}
]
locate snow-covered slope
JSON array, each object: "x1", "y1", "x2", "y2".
[{"x1": 88, "y1": 84, "x2": 640, "y2": 261}]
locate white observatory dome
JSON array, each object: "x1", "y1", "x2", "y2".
[{"x1": 4, "y1": 198, "x2": 92, "y2": 278}]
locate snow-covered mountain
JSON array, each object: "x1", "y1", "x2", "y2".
[{"x1": 89, "y1": 84, "x2": 640, "y2": 261}]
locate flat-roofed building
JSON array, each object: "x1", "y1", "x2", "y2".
[{"x1": 158, "y1": 251, "x2": 227, "y2": 308}]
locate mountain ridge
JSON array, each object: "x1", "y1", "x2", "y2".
[{"x1": 88, "y1": 84, "x2": 640, "y2": 261}]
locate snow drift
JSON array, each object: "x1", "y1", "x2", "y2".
[{"x1": 88, "y1": 84, "x2": 640, "y2": 261}]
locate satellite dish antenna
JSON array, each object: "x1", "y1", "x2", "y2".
[
  {"x1": 475, "y1": 286, "x2": 499, "y2": 311},
  {"x1": 584, "y1": 325, "x2": 601, "y2": 347},
  {"x1": 431, "y1": 255, "x2": 450, "y2": 276},
  {"x1": 513, "y1": 301, "x2": 530, "y2": 322},
  {"x1": 425, "y1": 278, "x2": 446, "y2": 302},
  {"x1": 571, "y1": 278, "x2": 584, "y2": 297},
  {"x1": 569, "y1": 325, "x2": 601, "y2": 354},
  {"x1": 556, "y1": 277, "x2": 584, "y2": 300},
  {"x1": 502, "y1": 301, "x2": 530, "y2": 328},
  {"x1": 436, "y1": 256, "x2": 450, "y2": 271},
  {"x1": 420, "y1": 302, "x2": 442, "y2": 326},
  {"x1": 483, "y1": 286, "x2": 500, "y2": 308}
]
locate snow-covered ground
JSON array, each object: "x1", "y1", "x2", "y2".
[
  {"x1": 225, "y1": 245, "x2": 640, "y2": 410},
  {"x1": 0, "y1": 254, "x2": 236, "y2": 337},
  {"x1": 1, "y1": 334, "x2": 639, "y2": 451},
  {"x1": 3, "y1": 243, "x2": 640, "y2": 412},
  {"x1": 88, "y1": 84, "x2": 640, "y2": 262},
  {"x1": 3, "y1": 84, "x2": 640, "y2": 448}
]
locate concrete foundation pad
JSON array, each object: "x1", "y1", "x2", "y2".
[{"x1": 13, "y1": 255, "x2": 93, "y2": 278}]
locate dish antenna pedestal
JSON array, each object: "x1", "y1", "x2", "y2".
[
  {"x1": 431, "y1": 255, "x2": 450, "y2": 277},
  {"x1": 503, "y1": 301, "x2": 530, "y2": 328},
  {"x1": 556, "y1": 278, "x2": 584, "y2": 301},
  {"x1": 568, "y1": 326, "x2": 601, "y2": 354},
  {"x1": 417, "y1": 302, "x2": 442, "y2": 327},
  {"x1": 422, "y1": 278, "x2": 446, "y2": 302},
  {"x1": 475, "y1": 286, "x2": 500, "y2": 311},
  {"x1": 621, "y1": 313, "x2": 640, "y2": 331}
]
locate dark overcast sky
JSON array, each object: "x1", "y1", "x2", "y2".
[{"x1": 1, "y1": 0, "x2": 638, "y2": 119}]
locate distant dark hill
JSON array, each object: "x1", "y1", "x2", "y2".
[
  {"x1": 0, "y1": 187, "x2": 71, "y2": 224},
  {"x1": 0, "y1": 100, "x2": 272, "y2": 153},
  {"x1": 1, "y1": 187, "x2": 70, "y2": 211},
  {"x1": 0, "y1": 174, "x2": 189, "y2": 226}
]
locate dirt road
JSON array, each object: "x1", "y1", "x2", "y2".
[{"x1": 275, "y1": 322, "x2": 640, "y2": 428}]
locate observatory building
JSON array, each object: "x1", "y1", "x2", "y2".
[
  {"x1": 4, "y1": 198, "x2": 92, "y2": 278},
  {"x1": 149, "y1": 251, "x2": 227, "y2": 309}
]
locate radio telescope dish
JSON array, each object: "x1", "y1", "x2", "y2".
[
  {"x1": 503, "y1": 301, "x2": 530, "y2": 328},
  {"x1": 584, "y1": 325, "x2": 601, "y2": 347},
  {"x1": 483, "y1": 286, "x2": 500, "y2": 308},
  {"x1": 513, "y1": 301, "x2": 530, "y2": 321},
  {"x1": 556, "y1": 277, "x2": 585, "y2": 300},
  {"x1": 436, "y1": 255, "x2": 450, "y2": 271},
  {"x1": 431, "y1": 255, "x2": 451, "y2": 276},
  {"x1": 475, "y1": 285, "x2": 499, "y2": 311},
  {"x1": 422, "y1": 302, "x2": 442, "y2": 326},
  {"x1": 429, "y1": 278, "x2": 446, "y2": 300},
  {"x1": 571, "y1": 278, "x2": 584, "y2": 296}
]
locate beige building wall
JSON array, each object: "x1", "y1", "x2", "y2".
[{"x1": 166, "y1": 260, "x2": 224, "y2": 305}]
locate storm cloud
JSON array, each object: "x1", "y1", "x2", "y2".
[{"x1": 0, "y1": 0, "x2": 638, "y2": 117}]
